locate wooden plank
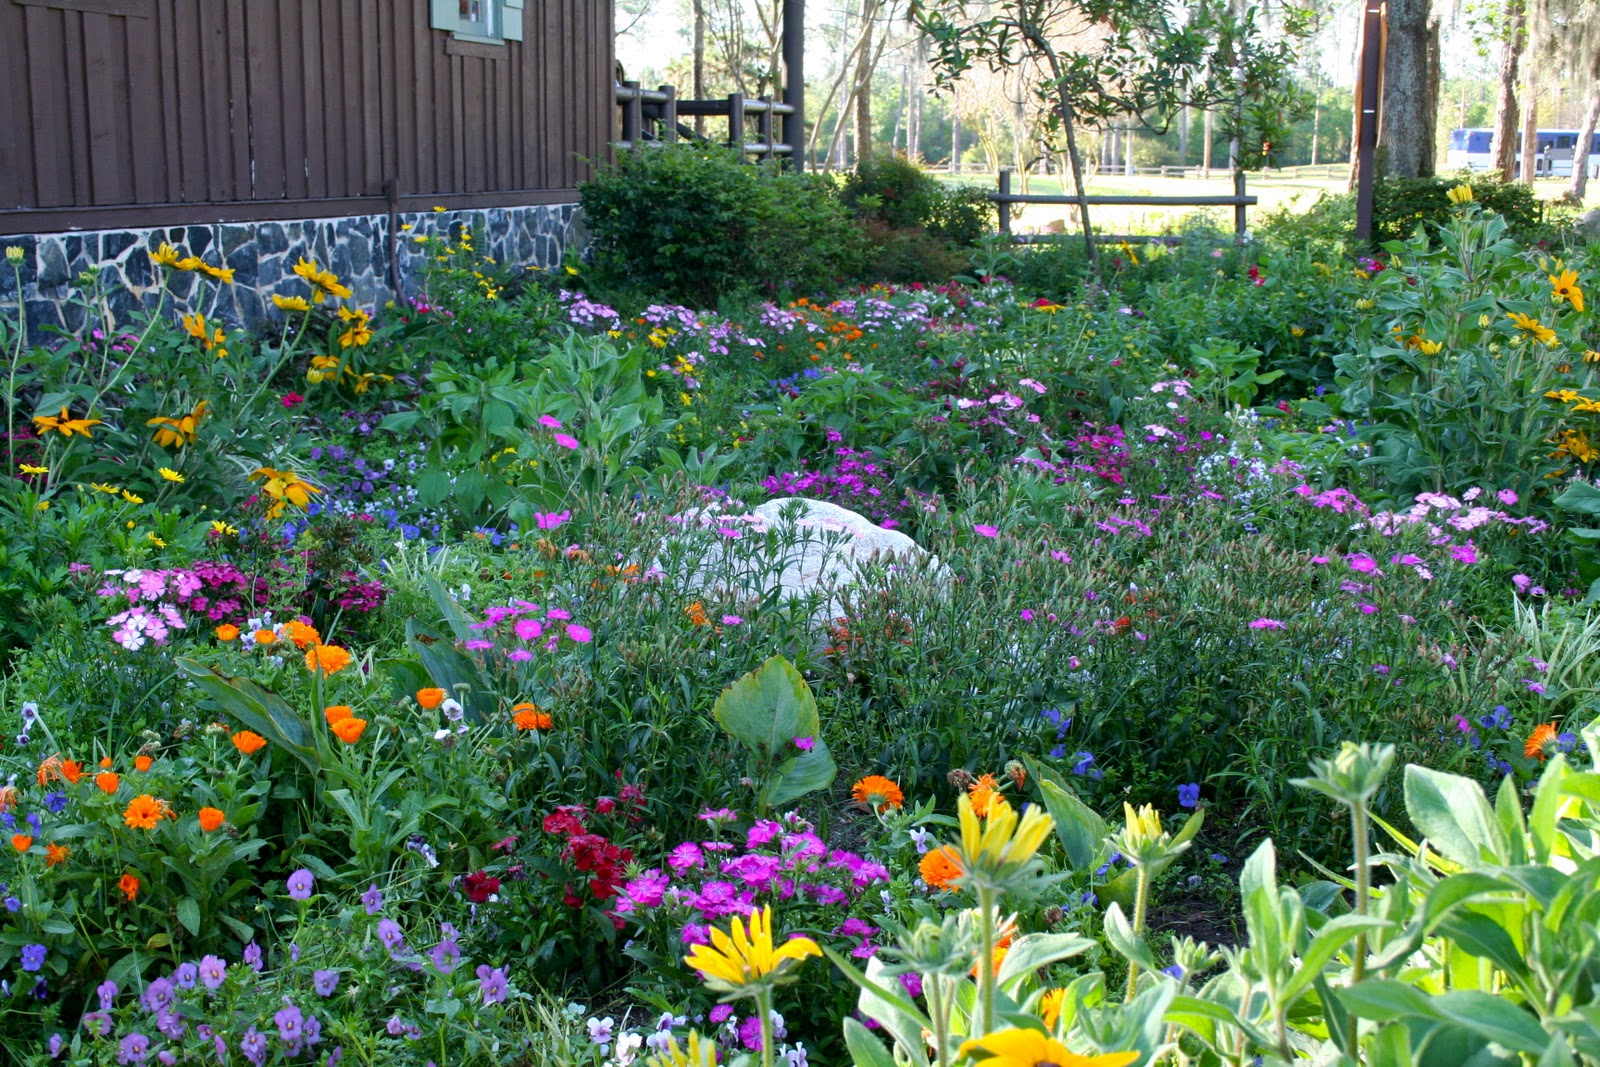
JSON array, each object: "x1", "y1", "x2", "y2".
[
  {"x1": 409, "y1": 0, "x2": 434, "y2": 192},
  {"x1": 541, "y1": 0, "x2": 560, "y2": 190},
  {"x1": 194, "y1": 0, "x2": 233, "y2": 200},
  {"x1": 225, "y1": 0, "x2": 250, "y2": 199},
  {"x1": 80, "y1": 13, "x2": 133, "y2": 205},
  {"x1": 167, "y1": 0, "x2": 204, "y2": 202},
  {"x1": 0, "y1": 2, "x2": 35, "y2": 209},
  {"x1": 152, "y1": 0, "x2": 183, "y2": 202},
  {"x1": 320, "y1": 0, "x2": 347, "y2": 196},
  {"x1": 60, "y1": 10, "x2": 93, "y2": 207},
  {"x1": 246, "y1": 0, "x2": 286, "y2": 200},
  {"x1": 341, "y1": 0, "x2": 372, "y2": 195},
  {"x1": 122, "y1": 6, "x2": 166, "y2": 202},
  {"x1": 299, "y1": 1, "x2": 327, "y2": 199},
  {"x1": 444, "y1": 37, "x2": 505, "y2": 59},
  {"x1": 278, "y1": 0, "x2": 307, "y2": 199},
  {"x1": 441, "y1": 41, "x2": 460, "y2": 192},
  {"x1": 14, "y1": 0, "x2": 153, "y2": 17},
  {"x1": 495, "y1": 43, "x2": 512, "y2": 190},
  {"x1": 377, "y1": 0, "x2": 398, "y2": 199},
  {"x1": 359, "y1": 0, "x2": 382, "y2": 194},
  {"x1": 463, "y1": 56, "x2": 485, "y2": 192}
]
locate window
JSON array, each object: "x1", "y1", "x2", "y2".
[{"x1": 430, "y1": 0, "x2": 523, "y2": 43}]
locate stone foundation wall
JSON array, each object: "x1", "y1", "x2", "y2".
[{"x1": 0, "y1": 203, "x2": 581, "y2": 340}]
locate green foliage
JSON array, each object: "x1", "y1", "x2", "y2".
[
  {"x1": 710, "y1": 655, "x2": 837, "y2": 811},
  {"x1": 579, "y1": 146, "x2": 865, "y2": 303},
  {"x1": 1369, "y1": 170, "x2": 1546, "y2": 246}
]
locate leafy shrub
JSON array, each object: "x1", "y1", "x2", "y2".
[
  {"x1": 579, "y1": 146, "x2": 864, "y2": 304},
  {"x1": 839, "y1": 156, "x2": 994, "y2": 281},
  {"x1": 1369, "y1": 170, "x2": 1544, "y2": 246}
]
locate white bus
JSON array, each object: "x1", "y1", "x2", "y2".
[{"x1": 1446, "y1": 127, "x2": 1600, "y2": 178}]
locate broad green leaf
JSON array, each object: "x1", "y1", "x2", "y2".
[
  {"x1": 1340, "y1": 981, "x2": 1550, "y2": 1053},
  {"x1": 712, "y1": 655, "x2": 819, "y2": 756},
  {"x1": 1100, "y1": 904, "x2": 1160, "y2": 973},
  {"x1": 1027, "y1": 763, "x2": 1107, "y2": 872},
  {"x1": 997, "y1": 931, "x2": 1096, "y2": 988},
  {"x1": 1405, "y1": 765, "x2": 1504, "y2": 868},
  {"x1": 176, "y1": 898, "x2": 201, "y2": 937},
  {"x1": 842, "y1": 1017, "x2": 901, "y2": 1067}
]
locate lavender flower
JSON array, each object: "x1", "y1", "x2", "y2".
[
  {"x1": 377, "y1": 918, "x2": 405, "y2": 956},
  {"x1": 476, "y1": 964, "x2": 508, "y2": 1005},
  {"x1": 361, "y1": 884, "x2": 383, "y2": 915},
  {"x1": 118, "y1": 1033, "x2": 151, "y2": 1064},
  {"x1": 19, "y1": 944, "x2": 46, "y2": 972},
  {"x1": 240, "y1": 1026, "x2": 268, "y2": 1066},
  {"x1": 313, "y1": 969, "x2": 340, "y2": 997},
  {"x1": 198, "y1": 955, "x2": 226, "y2": 990},
  {"x1": 286, "y1": 869, "x2": 315, "y2": 901},
  {"x1": 243, "y1": 942, "x2": 263, "y2": 971}
]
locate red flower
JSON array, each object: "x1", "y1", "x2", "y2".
[
  {"x1": 462, "y1": 870, "x2": 502, "y2": 903},
  {"x1": 281, "y1": 392, "x2": 305, "y2": 408},
  {"x1": 542, "y1": 805, "x2": 587, "y2": 837},
  {"x1": 594, "y1": 796, "x2": 616, "y2": 815}
]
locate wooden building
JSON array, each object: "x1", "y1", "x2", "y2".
[{"x1": 0, "y1": 0, "x2": 615, "y2": 332}]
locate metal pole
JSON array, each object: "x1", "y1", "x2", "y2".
[
  {"x1": 782, "y1": 0, "x2": 805, "y2": 170},
  {"x1": 758, "y1": 97, "x2": 775, "y2": 160},
  {"x1": 998, "y1": 168, "x2": 1011, "y2": 236},
  {"x1": 622, "y1": 81, "x2": 642, "y2": 150},
  {"x1": 728, "y1": 93, "x2": 746, "y2": 154},
  {"x1": 1353, "y1": 2, "x2": 1385, "y2": 242},
  {"x1": 662, "y1": 85, "x2": 678, "y2": 143}
]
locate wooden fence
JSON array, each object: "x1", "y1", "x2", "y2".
[
  {"x1": 614, "y1": 83, "x2": 794, "y2": 161},
  {"x1": 991, "y1": 168, "x2": 1259, "y2": 240}
]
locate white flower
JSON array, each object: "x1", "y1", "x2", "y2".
[
  {"x1": 587, "y1": 1017, "x2": 615, "y2": 1053},
  {"x1": 908, "y1": 827, "x2": 930, "y2": 854},
  {"x1": 656, "y1": 1013, "x2": 686, "y2": 1030},
  {"x1": 441, "y1": 698, "x2": 464, "y2": 722},
  {"x1": 615, "y1": 1032, "x2": 643, "y2": 1065},
  {"x1": 784, "y1": 1042, "x2": 808, "y2": 1067}
]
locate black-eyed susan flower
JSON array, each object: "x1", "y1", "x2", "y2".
[
  {"x1": 957, "y1": 1028, "x2": 1137, "y2": 1067},
  {"x1": 32, "y1": 407, "x2": 102, "y2": 438},
  {"x1": 1507, "y1": 311, "x2": 1557, "y2": 345},
  {"x1": 1550, "y1": 269, "x2": 1585, "y2": 313},
  {"x1": 337, "y1": 306, "x2": 373, "y2": 347},
  {"x1": 147, "y1": 400, "x2": 208, "y2": 448},
  {"x1": 157, "y1": 467, "x2": 184, "y2": 483},
  {"x1": 682, "y1": 905, "x2": 820, "y2": 995}
]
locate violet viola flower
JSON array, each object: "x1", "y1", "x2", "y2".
[{"x1": 286, "y1": 868, "x2": 315, "y2": 901}]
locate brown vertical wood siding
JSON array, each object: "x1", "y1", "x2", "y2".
[{"x1": 0, "y1": 0, "x2": 614, "y2": 233}]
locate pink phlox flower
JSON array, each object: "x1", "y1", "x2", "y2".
[
  {"x1": 1248, "y1": 618, "x2": 1285, "y2": 630},
  {"x1": 973, "y1": 524, "x2": 999, "y2": 537},
  {"x1": 552, "y1": 433, "x2": 580, "y2": 450},
  {"x1": 538, "y1": 415, "x2": 563, "y2": 429},
  {"x1": 565, "y1": 623, "x2": 592, "y2": 643}
]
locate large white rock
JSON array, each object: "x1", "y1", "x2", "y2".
[{"x1": 673, "y1": 496, "x2": 940, "y2": 619}]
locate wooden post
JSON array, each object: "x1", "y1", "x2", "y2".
[
  {"x1": 998, "y1": 168, "x2": 1012, "y2": 236},
  {"x1": 728, "y1": 93, "x2": 746, "y2": 154},
  {"x1": 782, "y1": 0, "x2": 804, "y2": 169},
  {"x1": 622, "y1": 80, "x2": 642, "y2": 149},
  {"x1": 1233, "y1": 169, "x2": 1248, "y2": 238},
  {"x1": 758, "y1": 97, "x2": 775, "y2": 160},
  {"x1": 1353, "y1": 1, "x2": 1386, "y2": 241},
  {"x1": 661, "y1": 84, "x2": 678, "y2": 143}
]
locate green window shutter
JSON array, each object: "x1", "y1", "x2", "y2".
[
  {"x1": 503, "y1": 0, "x2": 523, "y2": 40},
  {"x1": 430, "y1": 0, "x2": 461, "y2": 32}
]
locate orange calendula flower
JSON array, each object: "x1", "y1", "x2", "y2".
[
  {"x1": 1525, "y1": 722, "x2": 1560, "y2": 762},
  {"x1": 11, "y1": 834, "x2": 32, "y2": 853},
  {"x1": 197, "y1": 807, "x2": 226, "y2": 832},
  {"x1": 305, "y1": 643, "x2": 353, "y2": 675},
  {"x1": 968, "y1": 773, "x2": 1001, "y2": 818},
  {"x1": 134, "y1": 755, "x2": 153, "y2": 773},
  {"x1": 36, "y1": 754, "x2": 63, "y2": 786},
  {"x1": 61, "y1": 759, "x2": 83, "y2": 784},
  {"x1": 512, "y1": 702, "x2": 553, "y2": 731},
  {"x1": 919, "y1": 845, "x2": 964, "y2": 889},
  {"x1": 96, "y1": 771, "x2": 121, "y2": 794},
  {"x1": 283, "y1": 619, "x2": 321, "y2": 649},
  {"x1": 253, "y1": 629, "x2": 277, "y2": 646},
  {"x1": 685, "y1": 601, "x2": 710, "y2": 627},
  {"x1": 124, "y1": 794, "x2": 168, "y2": 831},
  {"x1": 851, "y1": 775, "x2": 904, "y2": 812},
  {"x1": 46, "y1": 842, "x2": 70, "y2": 867},
  {"x1": 118, "y1": 873, "x2": 140, "y2": 901},
  {"x1": 232, "y1": 731, "x2": 268, "y2": 756},
  {"x1": 0, "y1": 786, "x2": 14, "y2": 813},
  {"x1": 416, "y1": 688, "x2": 447, "y2": 709},
  {"x1": 215, "y1": 624, "x2": 240, "y2": 641},
  {"x1": 1039, "y1": 987, "x2": 1067, "y2": 1028},
  {"x1": 330, "y1": 717, "x2": 367, "y2": 744},
  {"x1": 324, "y1": 705, "x2": 354, "y2": 726}
]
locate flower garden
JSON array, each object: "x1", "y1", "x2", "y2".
[{"x1": 2, "y1": 173, "x2": 1600, "y2": 1067}]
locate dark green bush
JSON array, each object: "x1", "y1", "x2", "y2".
[
  {"x1": 839, "y1": 155, "x2": 995, "y2": 280},
  {"x1": 1369, "y1": 170, "x2": 1544, "y2": 246},
  {"x1": 579, "y1": 146, "x2": 864, "y2": 303}
]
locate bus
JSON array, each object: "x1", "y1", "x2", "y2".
[{"x1": 1446, "y1": 127, "x2": 1600, "y2": 177}]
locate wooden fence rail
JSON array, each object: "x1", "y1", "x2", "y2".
[
  {"x1": 614, "y1": 83, "x2": 793, "y2": 160},
  {"x1": 992, "y1": 167, "x2": 1259, "y2": 239}
]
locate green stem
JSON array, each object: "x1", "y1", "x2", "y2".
[
  {"x1": 1346, "y1": 803, "x2": 1371, "y2": 1055},
  {"x1": 928, "y1": 975, "x2": 950, "y2": 1067},
  {"x1": 1125, "y1": 863, "x2": 1151, "y2": 1002},
  {"x1": 757, "y1": 989, "x2": 775, "y2": 1067},
  {"x1": 977, "y1": 886, "x2": 997, "y2": 1036}
]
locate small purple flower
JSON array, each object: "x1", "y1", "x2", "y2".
[
  {"x1": 173, "y1": 962, "x2": 198, "y2": 990},
  {"x1": 430, "y1": 939, "x2": 461, "y2": 975},
  {"x1": 118, "y1": 1033, "x2": 151, "y2": 1064},
  {"x1": 96, "y1": 979, "x2": 120, "y2": 1011},
  {"x1": 709, "y1": 1004, "x2": 734, "y2": 1024},
  {"x1": 1162, "y1": 964, "x2": 1186, "y2": 980},
  {"x1": 313, "y1": 969, "x2": 340, "y2": 997},
  {"x1": 198, "y1": 955, "x2": 226, "y2": 990},
  {"x1": 386, "y1": 1016, "x2": 406, "y2": 1037},
  {"x1": 47, "y1": 1033, "x2": 64, "y2": 1059},
  {"x1": 140, "y1": 977, "x2": 174, "y2": 1013},
  {"x1": 82, "y1": 1013, "x2": 112, "y2": 1037},
  {"x1": 243, "y1": 942, "x2": 263, "y2": 971},
  {"x1": 20, "y1": 943, "x2": 46, "y2": 972},
  {"x1": 793, "y1": 736, "x2": 814, "y2": 751},
  {"x1": 286, "y1": 868, "x2": 315, "y2": 901},
  {"x1": 1177, "y1": 783, "x2": 1200, "y2": 809},
  {"x1": 274, "y1": 1004, "x2": 305, "y2": 1046},
  {"x1": 240, "y1": 1026, "x2": 267, "y2": 1066},
  {"x1": 327, "y1": 1047, "x2": 343, "y2": 1066},
  {"x1": 738, "y1": 1014, "x2": 764, "y2": 1050},
  {"x1": 361, "y1": 884, "x2": 383, "y2": 915},
  {"x1": 303, "y1": 1014, "x2": 322, "y2": 1047},
  {"x1": 476, "y1": 964, "x2": 508, "y2": 1005},
  {"x1": 378, "y1": 918, "x2": 405, "y2": 956}
]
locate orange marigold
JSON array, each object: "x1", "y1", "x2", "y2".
[
  {"x1": 61, "y1": 759, "x2": 83, "y2": 784},
  {"x1": 118, "y1": 873, "x2": 140, "y2": 901},
  {"x1": 99, "y1": 757, "x2": 113, "y2": 769},
  {"x1": 11, "y1": 834, "x2": 32, "y2": 853},
  {"x1": 330, "y1": 717, "x2": 367, "y2": 744},
  {"x1": 416, "y1": 687, "x2": 447, "y2": 709},
  {"x1": 215, "y1": 624, "x2": 240, "y2": 642},
  {"x1": 134, "y1": 754, "x2": 153, "y2": 773},
  {"x1": 305, "y1": 643, "x2": 352, "y2": 675},
  {"x1": 324, "y1": 705, "x2": 354, "y2": 726},
  {"x1": 36, "y1": 754, "x2": 63, "y2": 786},
  {"x1": 685, "y1": 601, "x2": 709, "y2": 627},
  {"x1": 968, "y1": 773, "x2": 1001, "y2": 818},
  {"x1": 232, "y1": 731, "x2": 268, "y2": 755},
  {"x1": 253, "y1": 628, "x2": 277, "y2": 646},
  {"x1": 851, "y1": 774, "x2": 904, "y2": 812},
  {"x1": 1039, "y1": 987, "x2": 1066, "y2": 1028},
  {"x1": 197, "y1": 807, "x2": 226, "y2": 832},
  {"x1": 919, "y1": 845, "x2": 963, "y2": 889},
  {"x1": 1525, "y1": 722, "x2": 1560, "y2": 762},
  {"x1": 283, "y1": 619, "x2": 321, "y2": 649},
  {"x1": 512, "y1": 702, "x2": 553, "y2": 731},
  {"x1": 124, "y1": 794, "x2": 167, "y2": 831},
  {"x1": 96, "y1": 771, "x2": 121, "y2": 794},
  {"x1": 46, "y1": 842, "x2": 69, "y2": 867}
]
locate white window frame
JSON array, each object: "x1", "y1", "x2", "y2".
[{"x1": 430, "y1": 0, "x2": 523, "y2": 43}]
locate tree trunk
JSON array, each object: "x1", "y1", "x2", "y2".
[
  {"x1": 908, "y1": 38, "x2": 924, "y2": 160},
  {"x1": 1179, "y1": 104, "x2": 1190, "y2": 166},
  {"x1": 1203, "y1": 109, "x2": 1213, "y2": 177},
  {"x1": 1572, "y1": 90, "x2": 1600, "y2": 199},
  {"x1": 952, "y1": 110, "x2": 962, "y2": 173},
  {"x1": 1520, "y1": 11, "x2": 1540, "y2": 183},
  {"x1": 1378, "y1": 0, "x2": 1442, "y2": 177},
  {"x1": 693, "y1": 0, "x2": 707, "y2": 137},
  {"x1": 1490, "y1": 3, "x2": 1525, "y2": 180},
  {"x1": 855, "y1": 42, "x2": 875, "y2": 162}
]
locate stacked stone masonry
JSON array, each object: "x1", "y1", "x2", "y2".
[{"x1": 0, "y1": 204, "x2": 581, "y2": 340}]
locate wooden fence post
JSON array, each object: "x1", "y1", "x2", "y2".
[
  {"x1": 660, "y1": 84, "x2": 678, "y2": 143},
  {"x1": 727, "y1": 93, "x2": 746, "y2": 154},
  {"x1": 758, "y1": 97, "x2": 775, "y2": 160},
  {"x1": 997, "y1": 168, "x2": 1012, "y2": 236},
  {"x1": 622, "y1": 81, "x2": 642, "y2": 149},
  {"x1": 1233, "y1": 169, "x2": 1247, "y2": 238}
]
